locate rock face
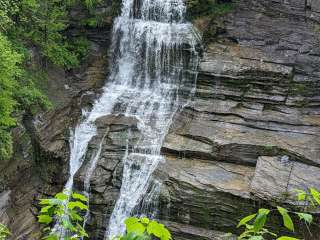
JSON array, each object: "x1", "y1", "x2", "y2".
[
  {"x1": 74, "y1": 1, "x2": 320, "y2": 239},
  {"x1": 74, "y1": 115, "x2": 140, "y2": 239},
  {"x1": 1, "y1": 0, "x2": 320, "y2": 239},
  {"x1": 156, "y1": 0, "x2": 320, "y2": 238},
  {"x1": 0, "y1": 2, "x2": 117, "y2": 239}
]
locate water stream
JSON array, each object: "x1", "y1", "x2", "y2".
[{"x1": 64, "y1": 0, "x2": 200, "y2": 238}]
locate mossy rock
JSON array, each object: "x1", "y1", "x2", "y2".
[
  {"x1": 186, "y1": 0, "x2": 235, "y2": 20},
  {"x1": 186, "y1": 0, "x2": 237, "y2": 44}
]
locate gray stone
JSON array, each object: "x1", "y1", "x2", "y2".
[{"x1": 251, "y1": 156, "x2": 320, "y2": 202}]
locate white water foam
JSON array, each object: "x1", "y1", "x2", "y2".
[{"x1": 62, "y1": 0, "x2": 200, "y2": 238}]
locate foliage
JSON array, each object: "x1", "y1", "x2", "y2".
[
  {"x1": 237, "y1": 188, "x2": 319, "y2": 240},
  {"x1": 185, "y1": 0, "x2": 237, "y2": 44},
  {"x1": 38, "y1": 190, "x2": 89, "y2": 240},
  {"x1": 82, "y1": 0, "x2": 102, "y2": 9},
  {"x1": 37, "y1": 194, "x2": 172, "y2": 240},
  {"x1": 0, "y1": 0, "x2": 18, "y2": 32},
  {"x1": 0, "y1": 223, "x2": 10, "y2": 240},
  {"x1": 116, "y1": 217, "x2": 172, "y2": 240},
  {"x1": 294, "y1": 188, "x2": 320, "y2": 207},
  {"x1": 0, "y1": 32, "x2": 51, "y2": 161},
  {"x1": 10, "y1": 0, "x2": 90, "y2": 69},
  {"x1": 0, "y1": 0, "x2": 107, "y2": 160},
  {"x1": 186, "y1": 0, "x2": 236, "y2": 20},
  {"x1": 0, "y1": 32, "x2": 22, "y2": 160},
  {"x1": 2, "y1": 0, "x2": 103, "y2": 69}
]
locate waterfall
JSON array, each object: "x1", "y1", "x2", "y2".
[{"x1": 63, "y1": 0, "x2": 200, "y2": 238}]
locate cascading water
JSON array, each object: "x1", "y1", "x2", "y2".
[{"x1": 63, "y1": 0, "x2": 200, "y2": 238}]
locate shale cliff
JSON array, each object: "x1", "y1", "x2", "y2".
[{"x1": 0, "y1": 0, "x2": 320, "y2": 239}]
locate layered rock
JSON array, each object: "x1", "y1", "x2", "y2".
[
  {"x1": 155, "y1": 0, "x2": 320, "y2": 238},
  {"x1": 59, "y1": 0, "x2": 320, "y2": 239},
  {"x1": 75, "y1": 115, "x2": 140, "y2": 239},
  {"x1": 1, "y1": 0, "x2": 320, "y2": 239},
  {"x1": 0, "y1": 2, "x2": 117, "y2": 239}
]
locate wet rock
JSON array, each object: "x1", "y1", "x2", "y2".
[
  {"x1": 0, "y1": 191, "x2": 10, "y2": 225},
  {"x1": 155, "y1": 157, "x2": 256, "y2": 233},
  {"x1": 74, "y1": 114, "x2": 141, "y2": 239},
  {"x1": 156, "y1": 0, "x2": 320, "y2": 238},
  {"x1": 1, "y1": 0, "x2": 320, "y2": 239},
  {"x1": 250, "y1": 156, "x2": 320, "y2": 202},
  {"x1": 163, "y1": 221, "x2": 236, "y2": 240},
  {"x1": 0, "y1": 2, "x2": 117, "y2": 238}
]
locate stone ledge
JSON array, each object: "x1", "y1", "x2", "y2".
[{"x1": 250, "y1": 156, "x2": 320, "y2": 203}]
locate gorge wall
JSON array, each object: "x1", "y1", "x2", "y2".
[{"x1": 0, "y1": 0, "x2": 320, "y2": 239}]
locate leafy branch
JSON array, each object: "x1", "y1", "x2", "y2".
[
  {"x1": 237, "y1": 188, "x2": 320, "y2": 240},
  {"x1": 115, "y1": 217, "x2": 172, "y2": 240},
  {"x1": 0, "y1": 223, "x2": 10, "y2": 240},
  {"x1": 38, "y1": 190, "x2": 89, "y2": 240}
]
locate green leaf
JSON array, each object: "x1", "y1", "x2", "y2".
[
  {"x1": 140, "y1": 217, "x2": 150, "y2": 224},
  {"x1": 122, "y1": 232, "x2": 139, "y2": 240},
  {"x1": 40, "y1": 198, "x2": 61, "y2": 206},
  {"x1": 0, "y1": 223, "x2": 10, "y2": 236},
  {"x1": 125, "y1": 217, "x2": 139, "y2": 227},
  {"x1": 238, "y1": 229, "x2": 253, "y2": 240},
  {"x1": 295, "y1": 212, "x2": 313, "y2": 224},
  {"x1": 38, "y1": 215, "x2": 53, "y2": 224},
  {"x1": 39, "y1": 199, "x2": 51, "y2": 205},
  {"x1": 126, "y1": 222, "x2": 145, "y2": 236},
  {"x1": 309, "y1": 188, "x2": 320, "y2": 205},
  {"x1": 253, "y1": 209, "x2": 270, "y2": 233},
  {"x1": 40, "y1": 206, "x2": 52, "y2": 213},
  {"x1": 237, "y1": 214, "x2": 257, "y2": 228},
  {"x1": 43, "y1": 235, "x2": 59, "y2": 240},
  {"x1": 72, "y1": 192, "x2": 88, "y2": 202},
  {"x1": 67, "y1": 201, "x2": 88, "y2": 210},
  {"x1": 70, "y1": 210, "x2": 83, "y2": 221},
  {"x1": 62, "y1": 219, "x2": 74, "y2": 231},
  {"x1": 160, "y1": 227, "x2": 172, "y2": 240},
  {"x1": 293, "y1": 189, "x2": 307, "y2": 201},
  {"x1": 146, "y1": 220, "x2": 161, "y2": 237},
  {"x1": 277, "y1": 237, "x2": 299, "y2": 240},
  {"x1": 258, "y1": 208, "x2": 270, "y2": 215},
  {"x1": 277, "y1": 206, "x2": 294, "y2": 232},
  {"x1": 77, "y1": 223, "x2": 89, "y2": 237},
  {"x1": 55, "y1": 192, "x2": 68, "y2": 201},
  {"x1": 147, "y1": 220, "x2": 170, "y2": 239}
]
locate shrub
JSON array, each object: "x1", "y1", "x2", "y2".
[
  {"x1": 38, "y1": 190, "x2": 89, "y2": 240},
  {"x1": 116, "y1": 217, "x2": 172, "y2": 240},
  {"x1": 0, "y1": 223, "x2": 10, "y2": 240},
  {"x1": 237, "y1": 188, "x2": 320, "y2": 240}
]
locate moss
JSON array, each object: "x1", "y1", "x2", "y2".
[
  {"x1": 186, "y1": 0, "x2": 235, "y2": 20},
  {"x1": 289, "y1": 83, "x2": 308, "y2": 96},
  {"x1": 186, "y1": 0, "x2": 237, "y2": 44},
  {"x1": 83, "y1": 0, "x2": 121, "y2": 27},
  {"x1": 314, "y1": 23, "x2": 320, "y2": 33},
  {"x1": 262, "y1": 145, "x2": 277, "y2": 155}
]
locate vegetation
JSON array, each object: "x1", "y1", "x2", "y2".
[
  {"x1": 237, "y1": 188, "x2": 320, "y2": 240},
  {"x1": 37, "y1": 191, "x2": 172, "y2": 240},
  {"x1": 0, "y1": 0, "x2": 105, "y2": 161},
  {"x1": 0, "y1": 223, "x2": 10, "y2": 240},
  {"x1": 1, "y1": 187, "x2": 317, "y2": 240},
  {"x1": 186, "y1": 0, "x2": 236, "y2": 20},
  {"x1": 185, "y1": 0, "x2": 237, "y2": 44},
  {"x1": 0, "y1": 31, "x2": 51, "y2": 160},
  {"x1": 117, "y1": 217, "x2": 172, "y2": 240},
  {"x1": 38, "y1": 191, "x2": 89, "y2": 240},
  {"x1": 0, "y1": 0, "x2": 99, "y2": 68}
]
